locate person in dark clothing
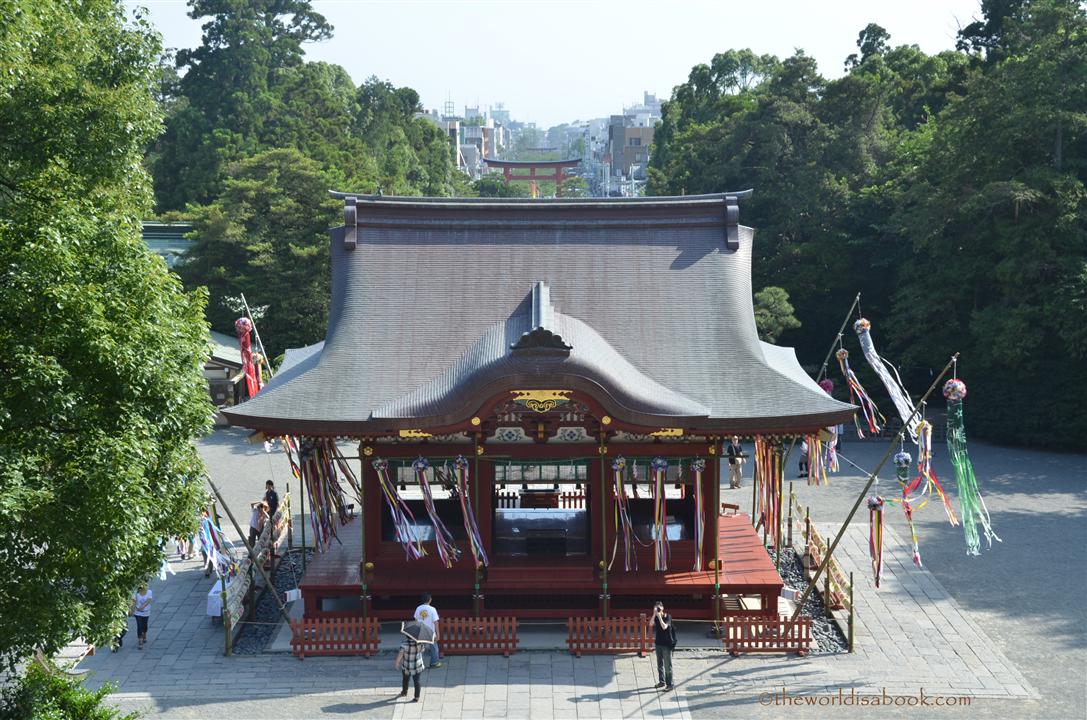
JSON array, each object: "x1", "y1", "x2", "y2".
[
  {"x1": 652, "y1": 601, "x2": 676, "y2": 691},
  {"x1": 726, "y1": 436, "x2": 746, "y2": 489},
  {"x1": 264, "y1": 480, "x2": 279, "y2": 520}
]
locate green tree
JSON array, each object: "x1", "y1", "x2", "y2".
[
  {"x1": 560, "y1": 176, "x2": 590, "y2": 198},
  {"x1": 0, "y1": 664, "x2": 135, "y2": 720},
  {"x1": 152, "y1": 0, "x2": 334, "y2": 209},
  {"x1": 178, "y1": 148, "x2": 343, "y2": 356},
  {"x1": 471, "y1": 174, "x2": 531, "y2": 198},
  {"x1": 0, "y1": 0, "x2": 212, "y2": 666},
  {"x1": 753, "y1": 287, "x2": 802, "y2": 343},
  {"x1": 888, "y1": 0, "x2": 1087, "y2": 446}
]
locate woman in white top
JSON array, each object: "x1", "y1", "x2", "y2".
[{"x1": 131, "y1": 584, "x2": 153, "y2": 650}]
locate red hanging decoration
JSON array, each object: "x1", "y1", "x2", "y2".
[{"x1": 235, "y1": 317, "x2": 260, "y2": 397}]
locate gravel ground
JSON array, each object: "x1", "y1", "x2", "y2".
[
  {"x1": 769, "y1": 548, "x2": 849, "y2": 654},
  {"x1": 233, "y1": 549, "x2": 312, "y2": 655}
]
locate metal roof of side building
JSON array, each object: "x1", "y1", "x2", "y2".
[{"x1": 222, "y1": 193, "x2": 855, "y2": 435}]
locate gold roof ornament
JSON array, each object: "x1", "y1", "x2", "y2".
[
  {"x1": 398, "y1": 429, "x2": 433, "y2": 439},
  {"x1": 511, "y1": 389, "x2": 572, "y2": 413},
  {"x1": 649, "y1": 428, "x2": 683, "y2": 438}
]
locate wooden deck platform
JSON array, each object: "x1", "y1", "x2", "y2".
[{"x1": 299, "y1": 513, "x2": 782, "y2": 619}]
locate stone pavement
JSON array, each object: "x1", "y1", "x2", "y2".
[{"x1": 68, "y1": 432, "x2": 1084, "y2": 718}]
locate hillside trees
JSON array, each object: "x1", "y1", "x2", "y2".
[
  {"x1": 0, "y1": 0, "x2": 212, "y2": 666},
  {"x1": 649, "y1": 0, "x2": 1087, "y2": 447},
  {"x1": 159, "y1": 0, "x2": 460, "y2": 354}
]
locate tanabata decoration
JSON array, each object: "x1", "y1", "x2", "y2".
[
  {"x1": 650, "y1": 457, "x2": 670, "y2": 571},
  {"x1": 444, "y1": 456, "x2": 489, "y2": 568},
  {"x1": 251, "y1": 352, "x2": 265, "y2": 390},
  {"x1": 198, "y1": 509, "x2": 238, "y2": 578},
  {"x1": 610, "y1": 457, "x2": 639, "y2": 572},
  {"x1": 893, "y1": 450, "x2": 924, "y2": 568},
  {"x1": 234, "y1": 317, "x2": 260, "y2": 397},
  {"x1": 287, "y1": 437, "x2": 360, "y2": 551},
  {"x1": 806, "y1": 434, "x2": 827, "y2": 486},
  {"x1": 413, "y1": 457, "x2": 461, "y2": 568},
  {"x1": 944, "y1": 378, "x2": 1001, "y2": 555},
  {"x1": 691, "y1": 459, "x2": 706, "y2": 571},
  {"x1": 867, "y1": 495, "x2": 885, "y2": 587},
  {"x1": 911, "y1": 421, "x2": 959, "y2": 526},
  {"x1": 818, "y1": 380, "x2": 840, "y2": 473},
  {"x1": 836, "y1": 348, "x2": 884, "y2": 437},
  {"x1": 373, "y1": 458, "x2": 426, "y2": 561},
  {"x1": 854, "y1": 318, "x2": 918, "y2": 442},
  {"x1": 754, "y1": 437, "x2": 783, "y2": 547}
]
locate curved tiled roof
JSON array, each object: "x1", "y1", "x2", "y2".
[{"x1": 223, "y1": 193, "x2": 855, "y2": 434}]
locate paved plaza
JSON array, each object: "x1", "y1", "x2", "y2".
[{"x1": 70, "y1": 431, "x2": 1085, "y2": 719}]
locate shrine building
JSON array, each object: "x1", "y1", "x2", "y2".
[{"x1": 222, "y1": 193, "x2": 855, "y2": 621}]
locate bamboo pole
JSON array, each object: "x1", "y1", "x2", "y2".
[
  {"x1": 848, "y1": 571, "x2": 855, "y2": 652},
  {"x1": 817, "y1": 292, "x2": 861, "y2": 383},
  {"x1": 207, "y1": 478, "x2": 292, "y2": 625},
  {"x1": 220, "y1": 572, "x2": 231, "y2": 656},
  {"x1": 789, "y1": 353, "x2": 958, "y2": 622}
]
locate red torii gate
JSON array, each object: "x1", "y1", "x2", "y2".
[{"x1": 484, "y1": 158, "x2": 581, "y2": 197}]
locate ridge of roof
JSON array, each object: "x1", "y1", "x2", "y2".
[{"x1": 329, "y1": 190, "x2": 753, "y2": 209}]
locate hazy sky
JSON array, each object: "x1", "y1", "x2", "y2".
[{"x1": 127, "y1": 0, "x2": 984, "y2": 128}]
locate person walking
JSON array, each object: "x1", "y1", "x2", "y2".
[
  {"x1": 131, "y1": 584, "x2": 152, "y2": 650},
  {"x1": 248, "y1": 500, "x2": 268, "y2": 546},
  {"x1": 264, "y1": 480, "x2": 279, "y2": 522},
  {"x1": 726, "y1": 436, "x2": 746, "y2": 489},
  {"x1": 652, "y1": 601, "x2": 677, "y2": 691},
  {"x1": 413, "y1": 592, "x2": 442, "y2": 668},
  {"x1": 395, "y1": 636, "x2": 425, "y2": 702}
]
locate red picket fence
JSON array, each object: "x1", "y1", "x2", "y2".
[
  {"x1": 440, "y1": 617, "x2": 519, "y2": 656},
  {"x1": 720, "y1": 615, "x2": 812, "y2": 656},
  {"x1": 290, "y1": 617, "x2": 380, "y2": 659},
  {"x1": 566, "y1": 615, "x2": 651, "y2": 657},
  {"x1": 560, "y1": 492, "x2": 585, "y2": 508}
]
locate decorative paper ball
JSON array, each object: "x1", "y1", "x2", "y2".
[
  {"x1": 454, "y1": 455, "x2": 469, "y2": 468},
  {"x1": 611, "y1": 457, "x2": 626, "y2": 472},
  {"x1": 234, "y1": 316, "x2": 253, "y2": 335},
  {"x1": 867, "y1": 495, "x2": 884, "y2": 511},
  {"x1": 853, "y1": 318, "x2": 871, "y2": 334},
  {"x1": 251, "y1": 352, "x2": 263, "y2": 366},
  {"x1": 835, "y1": 348, "x2": 849, "y2": 360},
  {"x1": 412, "y1": 457, "x2": 429, "y2": 472},
  {"x1": 893, "y1": 451, "x2": 912, "y2": 468},
  {"x1": 371, "y1": 458, "x2": 388, "y2": 471},
  {"x1": 650, "y1": 457, "x2": 669, "y2": 472},
  {"x1": 943, "y1": 378, "x2": 967, "y2": 402},
  {"x1": 691, "y1": 459, "x2": 706, "y2": 473},
  {"x1": 818, "y1": 379, "x2": 834, "y2": 394}
]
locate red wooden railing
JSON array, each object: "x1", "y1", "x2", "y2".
[
  {"x1": 560, "y1": 492, "x2": 585, "y2": 508},
  {"x1": 440, "y1": 617, "x2": 519, "y2": 656},
  {"x1": 290, "y1": 617, "x2": 380, "y2": 659},
  {"x1": 720, "y1": 615, "x2": 812, "y2": 656},
  {"x1": 566, "y1": 615, "x2": 651, "y2": 657}
]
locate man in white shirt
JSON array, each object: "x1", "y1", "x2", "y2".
[{"x1": 413, "y1": 592, "x2": 442, "y2": 668}]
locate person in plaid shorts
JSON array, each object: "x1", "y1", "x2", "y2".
[{"x1": 395, "y1": 637, "x2": 425, "y2": 701}]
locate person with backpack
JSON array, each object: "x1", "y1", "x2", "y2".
[{"x1": 652, "y1": 601, "x2": 676, "y2": 691}]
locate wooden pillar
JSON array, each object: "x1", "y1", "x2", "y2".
[
  {"x1": 359, "y1": 442, "x2": 369, "y2": 619},
  {"x1": 554, "y1": 170, "x2": 563, "y2": 196},
  {"x1": 711, "y1": 437, "x2": 722, "y2": 630},
  {"x1": 502, "y1": 167, "x2": 511, "y2": 183}
]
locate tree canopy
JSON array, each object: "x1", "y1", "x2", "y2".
[
  {"x1": 0, "y1": 0, "x2": 213, "y2": 666},
  {"x1": 649, "y1": 0, "x2": 1087, "y2": 447}
]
